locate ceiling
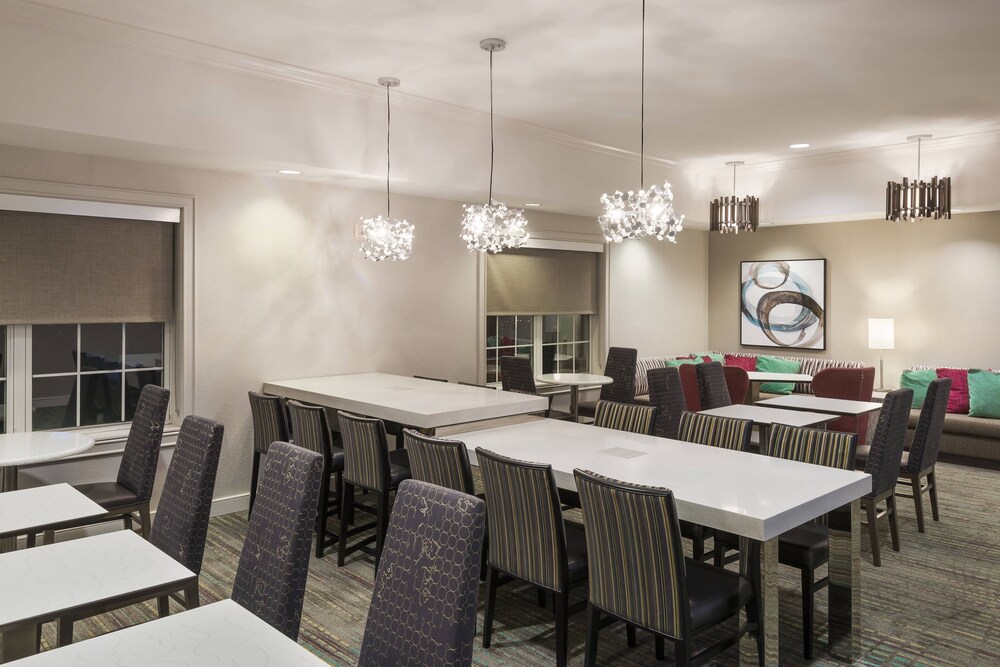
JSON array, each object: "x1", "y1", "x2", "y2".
[{"x1": 24, "y1": 0, "x2": 1000, "y2": 167}]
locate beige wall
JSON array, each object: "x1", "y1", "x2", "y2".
[{"x1": 707, "y1": 212, "x2": 1000, "y2": 386}]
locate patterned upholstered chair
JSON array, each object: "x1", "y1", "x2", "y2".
[
  {"x1": 696, "y1": 361, "x2": 732, "y2": 410},
  {"x1": 358, "y1": 480, "x2": 486, "y2": 667},
  {"x1": 337, "y1": 411, "x2": 412, "y2": 572},
  {"x1": 647, "y1": 366, "x2": 687, "y2": 440},
  {"x1": 895, "y1": 378, "x2": 950, "y2": 532},
  {"x1": 232, "y1": 441, "x2": 323, "y2": 640},
  {"x1": 578, "y1": 347, "x2": 638, "y2": 419},
  {"x1": 593, "y1": 400, "x2": 657, "y2": 435},
  {"x1": 722, "y1": 366, "x2": 750, "y2": 405},
  {"x1": 477, "y1": 448, "x2": 588, "y2": 667},
  {"x1": 812, "y1": 367, "x2": 876, "y2": 445},
  {"x1": 286, "y1": 400, "x2": 345, "y2": 558},
  {"x1": 247, "y1": 391, "x2": 290, "y2": 515},
  {"x1": 574, "y1": 469, "x2": 763, "y2": 666}
]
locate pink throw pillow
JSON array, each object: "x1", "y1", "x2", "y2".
[
  {"x1": 725, "y1": 354, "x2": 757, "y2": 372},
  {"x1": 936, "y1": 368, "x2": 970, "y2": 414}
]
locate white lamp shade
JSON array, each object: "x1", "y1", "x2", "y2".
[{"x1": 868, "y1": 318, "x2": 895, "y2": 350}]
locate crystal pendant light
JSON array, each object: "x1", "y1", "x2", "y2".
[
  {"x1": 886, "y1": 134, "x2": 951, "y2": 222},
  {"x1": 460, "y1": 38, "x2": 530, "y2": 253},
  {"x1": 360, "y1": 77, "x2": 414, "y2": 262},
  {"x1": 598, "y1": 0, "x2": 684, "y2": 243},
  {"x1": 710, "y1": 161, "x2": 759, "y2": 234}
]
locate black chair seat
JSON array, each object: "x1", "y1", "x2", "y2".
[
  {"x1": 74, "y1": 481, "x2": 138, "y2": 509},
  {"x1": 565, "y1": 521, "x2": 589, "y2": 583},
  {"x1": 686, "y1": 559, "x2": 753, "y2": 632},
  {"x1": 388, "y1": 448, "x2": 411, "y2": 487},
  {"x1": 778, "y1": 524, "x2": 828, "y2": 570},
  {"x1": 856, "y1": 444, "x2": 910, "y2": 468},
  {"x1": 329, "y1": 447, "x2": 345, "y2": 472}
]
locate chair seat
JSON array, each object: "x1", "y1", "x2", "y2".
[
  {"x1": 564, "y1": 521, "x2": 589, "y2": 584},
  {"x1": 686, "y1": 559, "x2": 752, "y2": 632},
  {"x1": 777, "y1": 524, "x2": 828, "y2": 570},
  {"x1": 330, "y1": 446, "x2": 345, "y2": 472},
  {"x1": 856, "y1": 445, "x2": 909, "y2": 468},
  {"x1": 73, "y1": 481, "x2": 138, "y2": 510},
  {"x1": 388, "y1": 448, "x2": 412, "y2": 488}
]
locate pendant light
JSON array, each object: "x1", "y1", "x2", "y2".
[
  {"x1": 710, "y1": 161, "x2": 759, "y2": 234},
  {"x1": 460, "y1": 38, "x2": 530, "y2": 253},
  {"x1": 886, "y1": 134, "x2": 951, "y2": 222},
  {"x1": 359, "y1": 77, "x2": 414, "y2": 261}
]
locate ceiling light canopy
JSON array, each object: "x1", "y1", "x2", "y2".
[
  {"x1": 276, "y1": 169, "x2": 302, "y2": 175},
  {"x1": 788, "y1": 143, "x2": 810, "y2": 149},
  {"x1": 886, "y1": 134, "x2": 951, "y2": 222},
  {"x1": 710, "y1": 161, "x2": 759, "y2": 234}
]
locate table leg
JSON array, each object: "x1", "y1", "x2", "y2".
[
  {"x1": 749, "y1": 382, "x2": 761, "y2": 404},
  {"x1": 739, "y1": 536, "x2": 779, "y2": 666},
  {"x1": 828, "y1": 499, "x2": 861, "y2": 661},
  {"x1": 569, "y1": 386, "x2": 580, "y2": 422},
  {"x1": 1, "y1": 466, "x2": 18, "y2": 554},
  {"x1": 1, "y1": 624, "x2": 38, "y2": 662}
]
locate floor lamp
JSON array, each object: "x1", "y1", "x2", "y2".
[{"x1": 868, "y1": 318, "x2": 895, "y2": 392}]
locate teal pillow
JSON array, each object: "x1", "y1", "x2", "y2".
[
  {"x1": 692, "y1": 352, "x2": 724, "y2": 363},
  {"x1": 665, "y1": 358, "x2": 698, "y2": 368},
  {"x1": 756, "y1": 355, "x2": 801, "y2": 394},
  {"x1": 968, "y1": 370, "x2": 1000, "y2": 419},
  {"x1": 899, "y1": 369, "x2": 937, "y2": 408}
]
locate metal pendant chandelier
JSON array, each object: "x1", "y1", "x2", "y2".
[
  {"x1": 886, "y1": 134, "x2": 951, "y2": 222},
  {"x1": 461, "y1": 38, "x2": 529, "y2": 254},
  {"x1": 360, "y1": 77, "x2": 414, "y2": 261},
  {"x1": 598, "y1": 0, "x2": 683, "y2": 244},
  {"x1": 710, "y1": 161, "x2": 759, "y2": 234}
]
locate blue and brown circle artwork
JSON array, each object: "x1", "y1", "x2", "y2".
[{"x1": 740, "y1": 260, "x2": 825, "y2": 348}]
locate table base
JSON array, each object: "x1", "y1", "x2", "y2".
[
  {"x1": 739, "y1": 537, "x2": 778, "y2": 666},
  {"x1": 828, "y1": 499, "x2": 861, "y2": 661}
]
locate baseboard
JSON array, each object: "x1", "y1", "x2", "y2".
[{"x1": 210, "y1": 492, "x2": 250, "y2": 517}]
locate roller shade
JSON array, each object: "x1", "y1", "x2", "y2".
[
  {"x1": 487, "y1": 248, "x2": 597, "y2": 315},
  {"x1": 0, "y1": 210, "x2": 175, "y2": 324}
]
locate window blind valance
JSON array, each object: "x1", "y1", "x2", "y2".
[
  {"x1": 0, "y1": 210, "x2": 175, "y2": 324},
  {"x1": 486, "y1": 248, "x2": 598, "y2": 315}
]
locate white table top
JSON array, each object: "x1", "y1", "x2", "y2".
[
  {"x1": 0, "y1": 432, "x2": 95, "y2": 467},
  {"x1": 262, "y1": 373, "x2": 548, "y2": 429},
  {"x1": 536, "y1": 373, "x2": 613, "y2": 386},
  {"x1": 746, "y1": 371, "x2": 813, "y2": 384},
  {"x1": 454, "y1": 419, "x2": 870, "y2": 541},
  {"x1": 700, "y1": 404, "x2": 838, "y2": 428},
  {"x1": 0, "y1": 530, "x2": 195, "y2": 629},
  {"x1": 0, "y1": 484, "x2": 105, "y2": 537},
  {"x1": 757, "y1": 394, "x2": 884, "y2": 416},
  {"x1": 6, "y1": 599, "x2": 328, "y2": 666}
]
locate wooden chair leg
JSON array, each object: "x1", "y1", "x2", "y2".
[
  {"x1": 26, "y1": 533, "x2": 36, "y2": 548},
  {"x1": 249, "y1": 450, "x2": 260, "y2": 516},
  {"x1": 57, "y1": 619, "x2": 73, "y2": 647},
  {"x1": 337, "y1": 483, "x2": 354, "y2": 567},
  {"x1": 315, "y1": 469, "x2": 330, "y2": 558},
  {"x1": 584, "y1": 604, "x2": 601, "y2": 667},
  {"x1": 185, "y1": 580, "x2": 200, "y2": 609},
  {"x1": 373, "y1": 492, "x2": 390, "y2": 577},
  {"x1": 675, "y1": 638, "x2": 691, "y2": 667},
  {"x1": 887, "y1": 493, "x2": 901, "y2": 552},
  {"x1": 122, "y1": 514, "x2": 133, "y2": 532},
  {"x1": 801, "y1": 567, "x2": 814, "y2": 660},
  {"x1": 928, "y1": 469, "x2": 940, "y2": 521},
  {"x1": 482, "y1": 566, "x2": 499, "y2": 648},
  {"x1": 626, "y1": 623, "x2": 637, "y2": 648},
  {"x1": 911, "y1": 476, "x2": 925, "y2": 533},
  {"x1": 43, "y1": 529, "x2": 55, "y2": 545},
  {"x1": 655, "y1": 635, "x2": 666, "y2": 661},
  {"x1": 537, "y1": 587, "x2": 548, "y2": 608},
  {"x1": 139, "y1": 504, "x2": 151, "y2": 539},
  {"x1": 865, "y1": 500, "x2": 881, "y2": 567},
  {"x1": 158, "y1": 595, "x2": 170, "y2": 617},
  {"x1": 554, "y1": 590, "x2": 569, "y2": 667},
  {"x1": 692, "y1": 536, "x2": 704, "y2": 562}
]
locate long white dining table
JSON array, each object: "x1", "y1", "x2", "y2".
[{"x1": 451, "y1": 417, "x2": 871, "y2": 666}]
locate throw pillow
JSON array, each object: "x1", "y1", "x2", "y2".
[
  {"x1": 693, "y1": 352, "x2": 724, "y2": 363},
  {"x1": 756, "y1": 355, "x2": 802, "y2": 394},
  {"x1": 968, "y1": 370, "x2": 1000, "y2": 419},
  {"x1": 936, "y1": 368, "x2": 970, "y2": 414},
  {"x1": 665, "y1": 358, "x2": 698, "y2": 368},
  {"x1": 899, "y1": 368, "x2": 937, "y2": 408},
  {"x1": 724, "y1": 354, "x2": 757, "y2": 372}
]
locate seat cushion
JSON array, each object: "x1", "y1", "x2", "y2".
[
  {"x1": 856, "y1": 445, "x2": 909, "y2": 468},
  {"x1": 564, "y1": 521, "x2": 589, "y2": 584},
  {"x1": 74, "y1": 481, "x2": 139, "y2": 510},
  {"x1": 388, "y1": 448, "x2": 412, "y2": 488},
  {"x1": 777, "y1": 524, "x2": 828, "y2": 570},
  {"x1": 686, "y1": 559, "x2": 753, "y2": 631}
]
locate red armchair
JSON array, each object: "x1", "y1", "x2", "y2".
[{"x1": 812, "y1": 367, "x2": 877, "y2": 443}]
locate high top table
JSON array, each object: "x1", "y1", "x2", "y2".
[
  {"x1": 756, "y1": 394, "x2": 884, "y2": 417},
  {"x1": 535, "y1": 372, "x2": 612, "y2": 422},
  {"x1": 452, "y1": 418, "x2": 870, "y2": 665},
  {"x1": 699, "y1": 403, "x2": 838, "y2": 445}
]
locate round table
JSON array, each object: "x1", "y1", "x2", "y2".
[
  {"x1": 0, "y1": 432, "x2": 96, "y2": 493},
  {"x1": 536, "y1": 373, "x2": 613, "y2": 422}
]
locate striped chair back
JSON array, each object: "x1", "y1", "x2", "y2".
[
  {"x1": 600, "y1": 347, "x2": 638, "y2": 403},
  {"x1": 116, "y1": 384, "x2": 170, "y2": 502},
  {"x1": 904, "y1": 378, "x2": 950, "y2": 475},
  {"x1": 286, "y1": 400, "x2": 333, "y2": 469},
  {"x1": 403, "y1": 429, "x2": 475, "y2": 496},
  {"x1": 575, "y1": 469, "x2": 688, "y2": 640},
  {"x1": 696, "y1": 362, "x2": 732, "y2": 410},
  {"x1": 765, "y1": 423, "x2": 857, "y2": 470},
  {"x1": 593, "y1": 400, "x2": 657, "y2": 435},
  {"x1": 248, "y1": 391, "x2": 289, "y2": 455},
  {"x1": 677, "y1": 412, "x2": 753, "y2": 451},
  {"x1": 338, "y1": 411, "x2": 392, "y2": 492},
  {"x1": 499, "y1": 355, "x2": 538, "y2": 394},
  {"x1": 865, "y1": 388, "x2": 914, "y2": 497},
  {"x1": 476, "y1": 448, "x2": 568, "y2": 591},
  {"x1": 647, "y1": 366, "x2": 686, "y2": 439}
]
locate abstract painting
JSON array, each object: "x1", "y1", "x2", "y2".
[{"x1": 740, "y1": 259, "x2": 826, "y2": 350}]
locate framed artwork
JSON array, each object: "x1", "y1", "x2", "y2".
[{"x1": 740, "y1": 259, "x2": 826, "y2": 350}]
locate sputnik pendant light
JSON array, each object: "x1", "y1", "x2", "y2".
[
  {"x1": 598, "y1": 0, "x2": 684, "y2": 243},
  {"x1": 460, "y1": 38, "x2": 530, "y2": 253},
  {"x1": 710, "y1": 161, "x2": 759, "y2": 234},
  {"x1": 360, "y1": 77, "x2": 414, "y2": 261},
  {"x1": 886, "y1": 134, "x2": 951, "y2": 222}
]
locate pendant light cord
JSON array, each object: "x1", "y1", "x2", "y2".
[
  {"x1": 386, "y1": 83, "x2": 391, "y2": 218},
  {"x1": 640, "y1": 0, "x2": 645, "y2": 189},
  {"x1": 916, "y1": 137, "x2": 921, "y2": 182},
  {"x1": 732, "y1": 163, "x2": 737, "y2": 196},
  {"x1": 489, "y1": 49, "x2": 495, "y2": 205}
]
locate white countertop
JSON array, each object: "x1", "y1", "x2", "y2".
[
  {"x1": 262, "y1": 373, "x2": 549, "y2": 429},
  {"x1": 0, "y1": 484, "x2": 105, "y2": 537},
  {"x1": 699, "y1": 404, "x2": 838, "y2": 428},
  {"x1": 746, "y1": 371, "x2": 814, "y2": 384},
  {"x1": 6, "y1": 599, "x2": 328, "y2": 666},
  {"x1": 455, "y1": 419, "x2": 870, "y2": 541},
  {"x1": 0, "y1": 432, "x2": 95, "y2": 467},
  {"x1": 536, "y1": 373, "x2": 613, "y2": 386},
  {"x1": 757, "y1": 394, "x2": 884, "y2": 416}
]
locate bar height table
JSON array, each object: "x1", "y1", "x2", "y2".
[{"x1": 535, "y1": 372, "x2": 612, "y2": 422}]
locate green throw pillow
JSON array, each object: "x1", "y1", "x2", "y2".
[
  {"x1": 692, "y1": 352, "x2": 724, "y2": 363},
  {"x1": 899, "y1": 368, "x2": 937, "y2": 408},
  {"x1": 665, "y1": 358, "x2": 698, "y2": 368},
  {"x1": 968, "y1": 370, "x2": 1000, "y2": 419},
  {"x1": 756, "y1": 355, "x2": 802, "y2": 394}
]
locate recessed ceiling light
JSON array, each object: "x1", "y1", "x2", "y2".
[
  {"x1": 276, "y1": 169, "x2": 302, "y2": 175},
  {"x1": 523, "y1": 203, "x2": 542, "y2": 207},
  {"x1": 788, "y1": 143, "x2": 810, "y2": 149}
]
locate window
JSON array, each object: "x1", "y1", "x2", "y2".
[{"x1": 486, "y1": 314, "x2": 591, "y2": 384}]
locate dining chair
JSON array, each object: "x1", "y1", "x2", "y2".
[
  {"x1": 498, "y1": 355, "x2": 566, "y2": 419},
  {"x1": 358, "y1": 480, "x2": 486, "y2": 667},
  {"x1": 247, "y1": 391, "x2": 290, "y2": 516},
  {"x1": 477, "y1": 447, "x2": 588, "y2": 667},
  {"x1": 231, "y1": 441, "x2": 323, "y2": 641},
  {"x1": 575, "y1": 468, "x2": 763, "y2": 667},
  {"x1": 678, "y1": 364, "x2": 701, "y2": 411},
  {"x1": 646, "y1": 366, "x2": 686, "y2": 440},
  {"x1": 578, "y1": 346, "x2": 638, "y2": 419},
  {"x1": 286, "y1": 400, "x2": 344, "y2": 558},
  {"x1": 812, "y1": 366, "x2": 876, "y2": 445},
  {"x1": 593, "y1": 399, "x2": 657, "y2": 435},
  {"x1": 722, "y1": 365, "x2": 750, "y2": 405},
  {"x1": 696, "y1": 361, "x2": 731, "y2": 410}
]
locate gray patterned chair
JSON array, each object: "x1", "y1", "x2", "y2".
[
  {"x1": 593, "y1": 400, "x2": 657, "y2": 435},
  {"x1": 358, "y1": 480, "x2": 486, "y2": 667},
  {"x1": 896, "y1": 378, "x2": 950, "y2": 532},
  {"x1": 647, "y1": 366, "x2": 687, "y2": 440},
  {"x1": 696, "y1": 361, "x2": 732, "y2": 410},
  {"x1": 247, "y1": 391, "x2": 290, "y2": 516},
  {"x1": 231, "y1": 441, "x2": 323, "y2": 640},
  {"x1": 477, "y1": 447, "x2": 588, "y2": 667},
  {"x1": 577, "y1": 346, "x2": 638, "y2": 419},
  {"x1": 574, "y1": 468, "x2": 763, "y2": 666}
]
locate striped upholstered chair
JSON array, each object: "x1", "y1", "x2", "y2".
[
  {"x1": 646, "y1": 366, "x2": 686, "y2": 439},
  {"x1": 575, "y1": 469, "x2": 762, "y2": 666},
  {"x1": 593, "y1": 400, "x2": 657, "y2": 435},
  {"x1": 358, "y1": 480, "x2": 486, "y2": 667},
  {"x1": 578, "y1": 346, "x2": 638, "y2": 419},
  {"x1": 477, "y1": 448, "x2": 587, "y2": 667},
  {"x1": 896, "y1": 377, "x2": 950, "y2": 532},
  {"x1": 247, "y1": 391, "x2": 290, "y2": 515},
  {"x1": 695, "y1": 361, "x2": 732, "y2": 410},
  {"x1": 403, "y1": 429, "x2": 476, "y2": 496}
]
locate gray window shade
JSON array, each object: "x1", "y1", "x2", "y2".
[
  {"x1": 0, "y1": 210, "x2": 175, "y2": 325},
  {"x1": 487, "y1": 248, "x2": 598, "y2": 315}
]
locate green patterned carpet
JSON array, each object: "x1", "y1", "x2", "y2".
[{"x1": 38, "y1": 462, "x2": 1000, "y2": 665}]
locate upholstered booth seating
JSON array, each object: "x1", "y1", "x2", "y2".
[
  {"x1": 247, "y1": 391, "x2": 290, "y2": 515},
  {"x1": 646, "y1": 366, "x2": 687, "y2": 440},
  {"x1": 593, "y1": 400, "x2": 657, "y2": 435},
  {"x1": 577, "y1": 347, "x2": 638, "y2": 419},
  {"x1": 812, "y1": 366, "x2": 876, "y2": 444}
]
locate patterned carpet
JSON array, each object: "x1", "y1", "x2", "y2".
[{"x1": 37, "y1": 461, "x2": 1000, "y2": 666}]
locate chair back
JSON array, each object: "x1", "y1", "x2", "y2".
[
  {"x1": 499, "y1": 355, "x2": 538, "y2": 394},
  {"x1": 476, "y1": 448, "x2": 569, "y2": 591},
  {"x1": 286, "y1": 400, "x2": 333, "y2": 469},
  {"x1": 722, "y1": 366, "x2": 750, "y2": 405},
  {"x1": 812, "y1": 367, "x2": 876, "y2": 444},
  {"x1": 593, "y1": 400, "x2": 657, "y2": 435},
  {"x1": 575, "y1": 469, "x2": 689, "y2": 641},
  {"x1": 600, "y1": 347, "x2": 638, "y2": 403},
  {"x1": 904, "y1": 378, "x2": 951, "y2": 474},
  {"x1": 116, "y1": 384, "x2": 170, "y2": 501},
  {"x1": 677, "y1": 412, "x2": 753, "y2": 451},
  {"x1": 696, "y1": 361, "x2": 732, "y2": 409},
  {"x1": 765, "y1": 423, "x2": 857, "y2": 470},
  {"x1": 150, "y1": 415, "x2": 225, "y2": 574},
  {"x1": 358, "y1": 480, "x2": 486, "y2": 667},
  {"x1": 248, "y1": 391, "x2": 289, "y2": 455},
  {"x1": 864, "y1": 388, "x2": 914, "y2": 497},
  {"x1": 647, "y1": 366, "x2": 686, "y2": 440},
  {"x1": 338, "y1": 411, "x2": 392, "y2": 492},
  {"x1": 678, "y1": 364, "x2": 701, "y2": 411},
  {"x1": 232, "y1": 442, "x2": 323, "y2": 640},
  {"x1": 403, "y1": 429, "x2": 475, "y2": 496}
]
